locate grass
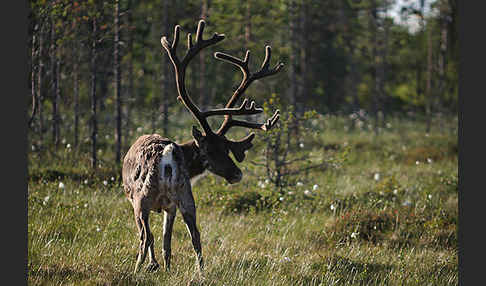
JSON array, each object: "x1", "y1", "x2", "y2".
[{"x1": 28, "y1": 113, "x2": 458, "y2": 285}]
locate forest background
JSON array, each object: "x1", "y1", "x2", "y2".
[{"x1": 27, "y1": 0, "x2": 459, "y2": 285}]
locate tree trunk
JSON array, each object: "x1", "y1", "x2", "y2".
[
  {"x1": 425, "y1": 24, "x2": 433, "y2": 133},
  {"x1": 29, "y1": 26, "x2": 37, "y2": 128},
  {"x1": 437, "y1": 3, "x2": 448, "y2": 131},
  {"x1": 38, "y1": 23, "x2": 45, "y2": 146},
  {"x1": 198, "y1": 0, "x2": 208, "y2": 109},
  {"x1": 369, "y1": 1, "x2": 380, "y2": 135},
  {"x1": 73, "y1": 49, "x2": 79, "y2": 148},
  {"x1": 287, "y1": 0, "x2": 298, "y2": 108},
  {"x1": 126, "y1": 0, "x2": 134, "y2": 141},
  {"x1": 244, "y1": 0, "x2": 252, "y2": 122},
  {"x1": 91, "y1": 18, "x2": 98, "y2": 169},
  {"x1": 380, "y1": 4, "x2": 389, "y2": 128},
  {"x1": 114, "y1": 0, "x2": 122, "y2": 163},
  {"x1": 297, "y1": 0, "x2": 307, "y2": 116},
  {"x1": 287, "y1": 0, "x2": 299, "y2": 142},
  {"x1": 50, "y1": 21, "x2": 59, "y2": 148},
  {"x1": 161, "y1": 0, "x2": 170, "y2": 136},
  {"x1": 245, "y1": 0, "x2": 251, "y2": 48},
  {"x1": 55, "y1": 51, "x2": 61, "y2": 148}
]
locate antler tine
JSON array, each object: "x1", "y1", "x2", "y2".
[
  {"x1": 181, "y1": 19, "x2": 226, "y2": 67},
  {"x1": 200, "y1": 98, "x2": 264, "y2": 117},
  {"x1": 187, "y1": 33, "x2": 193, "y2": 49},
  {"x1": 262, "y1": 109, "x2": 280, "y2": 131},
  {"x1": 172, "y1": 25, "x2": 180, "y2": 50},
  {"x1": 161, "y1": 20, "x2": 225, "y2": 135},
  {"x1": 214, "y1": 51, "x2": 250, "y2": 77},
  {"x1": 195, "y1": 18, "x2": 205, "y2": 43},
  {"x1": 218, "y1": 109, "x2": 280, "y2": 135},
  {"x1": 214, "y1": 45, "x2": 284, "y2": 136},
  {"x1": 252, "y1": 46, "x2": 285, "y2": 80}
]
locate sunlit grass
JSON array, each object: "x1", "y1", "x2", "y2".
[{"x1": 28, "y1": 114, "x2": 457, "y2": 285}]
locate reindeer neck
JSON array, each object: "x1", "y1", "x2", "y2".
[{"x1": 179, "y1": 139, "x2": 207, "y2": 179}]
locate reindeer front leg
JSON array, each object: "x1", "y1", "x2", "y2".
[{"x1": 178, "y1": 184, "x2": 204, "y2": 272}]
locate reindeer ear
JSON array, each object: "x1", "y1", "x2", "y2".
[
  {"x1": 192, "y1": 126, "x2": 204, "y2": 146},
  {"x1": 228, "y1": 133, "x2": 255, "y2": 162}
]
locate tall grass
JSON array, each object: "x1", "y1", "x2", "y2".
[{"x1": 28, "y1": 113, "x2": 458, "y2": 285}]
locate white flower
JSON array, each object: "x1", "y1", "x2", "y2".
[
  {"x1": 96, "y1": 226, "x2": 101, "y2": 232},
  {"x1": 415, "y1": 161, "x2": 420, "y2": 165},
  {"x1": 402, "y1": 200, "x2": 412, "y2": 207},
  {"x1": 111, "y1": 176, "x2": 115, "y2": 181},
  {"x1": 296, "y1": 182, "x2": 303, "y2": 187},
  {"x1": 43, "y1": 196, "x2": 50, "y2": 205},
  {"x1": 428, "y1": 194, "x2": 432, "y2": 199},
  {"x1": 265, "y1": 179, "x2": 270, "y2": 184},
  {"x1": 84, "y1": 179, "x2": 89, "y2": 185},
  {"x1": 299, "y1": 142, "x2": 304, "y2": 148},
  {"x1": 330, "y1": 204, "x2": 336, "y2": 211},
  {"x1": 62, "y1": 138, "x2": 67, "y2": 144},
  {"x1": 66, "y1": 143, "x2": 71, "y2": 149},
  {"x1": 279, "y1": 197, "x2": 284, "y2": 201},
  {"x1": 393, "y1": 189, "x2": 398, "y2": 195},
  {"x1": 31, "y1": 145, "x2": 36, "y2": 151},
  {"x1": 103, "y1": 180, "x2": 108, "y2": 186},
  {"x1": 304, "y1": 190, "x2": 312, "y2": 196},
  {"x1": 374, "y1": 173, "x2": 380, "y2": 181},
  {"x1": 58, "y1": 182, "x2": 65, "y2": 189},
  {"x1": 427, "y1": 158, "x2": 433, "y2": 164},
  {"x1": 386, "y1": 122, "x2": 392, "y2": 129},
  {"x1": 84, "y1": 203, "x2": 88, "y2": 208},
  {"x1": 313, "y1": 184, "x2": 319, "y2": 191},
  {"x1": 351, "y1": 232, "x2": 359, "y2": 239},
  {"x1": 282, "y1": 256, "x2": 291, "y2": 262}
]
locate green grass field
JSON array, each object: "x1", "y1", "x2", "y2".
[{"x1": 28, "y1": 114, "x2": 458, "y2": 285}]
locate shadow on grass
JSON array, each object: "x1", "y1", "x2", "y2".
[
  {"x1": 29, "y1": 266, "x2": 91, "y2": 283},
  {"x1": 29, "y1": 265, "x2": 155, "y2": 285},
  {"x1": 302, "y1": 255, "x2": 393, "y2": 285}
]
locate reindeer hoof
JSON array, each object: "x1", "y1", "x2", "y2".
[{"x1": 146, "y1": 262, "x2": 160, "y2": 272}]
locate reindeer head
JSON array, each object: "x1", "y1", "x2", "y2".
[{"x1": 161, "y1": 20, "x2": 283, "y2": 184}]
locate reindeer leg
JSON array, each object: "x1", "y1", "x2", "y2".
[
  {"x1": 146, "y1": 221, "x2": 160, "y2": 272},
  {"x1": 162, "y1": 205, "x2": 176, "y2": 271},
  {"x1": 178, "y1": 184, "x2": 204, "y2": 272},
  {"x1": 133, "y1": 203, "x2": 156, "y2": 273}
]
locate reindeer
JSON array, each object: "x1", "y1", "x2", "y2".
[{"x1": 122, "y1": 19, "x2": 284, "y2": 274}]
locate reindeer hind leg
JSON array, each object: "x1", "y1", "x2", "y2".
[{"x1": 133, "y1": 203, "x2": 157, "y2": 273}]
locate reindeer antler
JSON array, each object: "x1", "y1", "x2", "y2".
[
  {"x1": 161, "y1": 20, "x2": 284, "y2": 161},
  {"x1": 214, "y1": 45, "x2": 284, "y2": 136},
  {"x1": 161, "y1": 20, "x2": 225, "y2": 135}
]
